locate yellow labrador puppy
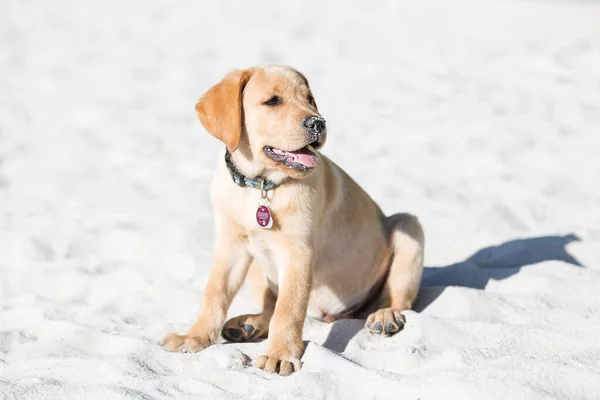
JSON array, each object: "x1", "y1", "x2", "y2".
[{"x1": 162, "y1": 66, "x2": 424, "y2": 376}]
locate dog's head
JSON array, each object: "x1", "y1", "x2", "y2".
[{"x1": 196, "y1": 66, "x2": 326, "y2": 180}]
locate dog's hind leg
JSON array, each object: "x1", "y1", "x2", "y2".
[
  {"x1": 366, "y1": 213, "x2": 424, "y2": 336},
  {"x1": 222, "y1": 261, "x2": 276, "y2": 342}
]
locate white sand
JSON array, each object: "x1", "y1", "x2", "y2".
[{"x1": 1, "y1": 0, "x2": 600, "y2": 398}]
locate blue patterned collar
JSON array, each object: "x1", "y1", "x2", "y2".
[{"x1": 225, "y1": 151, "x2": 278, "y2": 191}]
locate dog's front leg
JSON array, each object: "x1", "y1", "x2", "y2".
[
  {"x1": 162, "y1": 226, "x2": 252, "y2": 353},
  {"x1": 255, "y1": 244, "x2": 312, "y2": 376}
]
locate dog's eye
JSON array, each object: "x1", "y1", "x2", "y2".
[
  {"x1": 307, "y1": 94, "x2": 315, "y2": 106},
  {"x1": 263, "y1": 96, "x2": 282, "y2": 106}
]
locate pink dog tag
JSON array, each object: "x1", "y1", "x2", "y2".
[{"x1": 256, "y1": 205, "x2": 273, "y2": 229}]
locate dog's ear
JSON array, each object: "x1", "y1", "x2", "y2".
[{"x1": 195, "y1": 69, "x2": 252, "y2": 152}]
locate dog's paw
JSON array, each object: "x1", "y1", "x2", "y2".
[
  {"x1": 161, "y1": 332, "x2": 213, "y2": 353},
  {"x1": 254, "y1": 337, "x2": 304, "y2": 376},
  {"x1": 365, "y1": 308, "x2": 406, "y2": 336},
  {"x1": 222, "y1": 313, "x2": 270, "y2": 342},
  {"x1": 254, "y1": 353, "x2": 302, "y2": 376}
]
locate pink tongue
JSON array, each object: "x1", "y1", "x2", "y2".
[{"x1": 287, "y1": 147, "x2": 318, "y2": 167}]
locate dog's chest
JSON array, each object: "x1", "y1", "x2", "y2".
[
  {"x1": 242, "y1": 202, "x2": 299, "y2": 288},
  {"x1": 246, "y1": 230, "x2": 281, "y2": 287},
  {"x1": 216, "y1": 179, "x2": 310, "y2": 287}
]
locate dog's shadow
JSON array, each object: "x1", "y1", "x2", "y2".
[{"x1": 322, "y1": 234, "x2": 583, "y2": 353}]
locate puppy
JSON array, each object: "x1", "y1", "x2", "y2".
[{"x1": 162, "y1": 66, "x2": 424, "y2": 376}]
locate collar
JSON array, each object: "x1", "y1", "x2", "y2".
[{"x1": 224, "y1": 151, "x2": 279, "y2": 191}]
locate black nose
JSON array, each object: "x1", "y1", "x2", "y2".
[{"x1": 303, "y1": 116, "x2": 326, "y2": 135}]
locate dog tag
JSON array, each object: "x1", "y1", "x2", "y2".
[{"x1": 256, "y1": 205, "x2": 273, "y2": 229}]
